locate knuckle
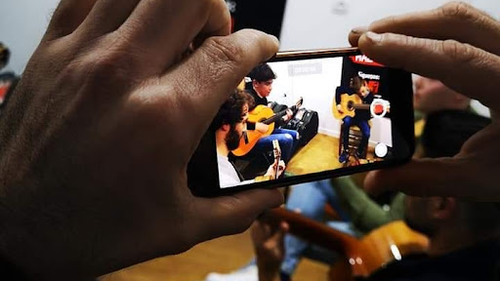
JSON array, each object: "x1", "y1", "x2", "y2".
[
  {"x1": 203, "y1": 36, "x2": 245, "y2": 66},
  {"x1": 439, "y1": 1, "x2": 475, "y2": 21},
  {"x1": 440, "y1": 39, "x2": 477, "y2": 65}
]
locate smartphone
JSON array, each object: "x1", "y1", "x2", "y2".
[{"x1": 188, "y1": 48, "x2": 414, "y2": 197}]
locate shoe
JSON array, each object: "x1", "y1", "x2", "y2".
[
  {"x1": 339, "y1": 151, "x2": 349, "y2": 164},
  {"x1": 205, "y1": 264, "x2": 258, "y2": 281},
  {"x1": 355, "y1": 150, "x2": 364, "y2": 159}
]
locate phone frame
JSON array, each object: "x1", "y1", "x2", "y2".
[{"x1": 188, "y1": 48, "x2": 414, "y2": 197}]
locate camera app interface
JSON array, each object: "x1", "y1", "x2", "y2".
[{"x1": 214, "y1": 55, "x2": 392, "y2": 188}]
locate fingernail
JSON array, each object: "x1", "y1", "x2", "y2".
[
  {"x1": 351, "y1": 26, "x2": 368, "y2": 34},
  {"x1": 365, "y1": 31, "x2": 383, "y2": 43},
  {"x1": 267, "y1": 34, "x2": 280, "y2": 46}
]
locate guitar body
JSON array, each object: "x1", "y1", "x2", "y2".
[
  {"x1": 332, "y1": 94, "x2": 363, "y2": 120},
  {"x1": 232, "y1": 105, "x2": 275, "y2": 156}
]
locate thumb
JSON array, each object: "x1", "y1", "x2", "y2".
[
  {"x1": 364, "y1": 157, "x2": 483, "y2": 199},
  {"x1": 194, "y1": 189, "x2": 284, "y2": 241},
  {"x1": 270, "y1": 221, "x2": 289, "y2": 243}
]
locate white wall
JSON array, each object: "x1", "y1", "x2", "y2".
[
  {"x1": 280, "y1": 0, "x2": 500, "y2": 51},
  {"x1": 268, "y1": 57, "x2": 393, "y2": 147},
  {"x1": 1, "y1": 0, "x2": 499, "y2": 119},
  {"x1": 0, "y1": 0, "x2": 60, "y2": 74},
  {"x1": 2, "y1": 0, "x2": 500, "y2": 75},
  {"x1": 279, "y1": 0, "x2": 500, "y2": 118}
]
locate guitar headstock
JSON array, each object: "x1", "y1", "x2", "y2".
[{"x1": 296, "y1": 97, "x2": 304, "y2": 108}]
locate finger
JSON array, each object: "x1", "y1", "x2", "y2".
[
  {"x1": 356, "y1": 31, "x2": 500, "y2": 111},
  {"x1": 348, "y1": 26, "x2": 367, "y2": 47},
  {"x1": 44, "y1": 0, "x2": 98, "y2": 40},
  {"x1": 269, "y1": 221, "x2": 288, "y2": 242},
  {"x1": 165, "y1": 29, "x2": 279, "y2": 144},
  {"x1": 350, "y1": 2, "x2": 500, "y2": 56},
  {"x1": 117, "y1": 0, "x2": 230, "y2": 72},
  {"x1": 364, "y1": 157, "x2": 498, "y2": 201},
  {"x1": 194, "y1": 189, "x2": 284, "y2": 241},
  {"x1": 74, "y1": 0, "x2": 141, "y2": 39}
]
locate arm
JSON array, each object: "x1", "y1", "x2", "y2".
[
  {"x1": 332, "y1": 177, "x2": 405, "y2": 233},
  {"x1": 251, "y1": 220, "x2": 289, "y2": 281},
  {"x1": 0, "y1": 0, "x2": 283, "y2": 279}
]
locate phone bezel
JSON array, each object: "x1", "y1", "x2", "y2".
[{"x1": 188, "y1": 48, "x2": 414, "y2": 197}]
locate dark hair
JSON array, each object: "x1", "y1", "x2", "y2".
[
  {"x1": 0, "y1": 43, "x2": 10, "y2": 68},
  {"x1": 248, "y1": 63, "x2": 276, "y2": 82},
  {"x1": 349, "y1": 76, "x2": 367, "y2": 92},
  {"x1": 211, "y1": 90, "x2": 253, "y2": 131},
  {"x1": 421, "y1": 110, "x2": 491, "y2": 158}
]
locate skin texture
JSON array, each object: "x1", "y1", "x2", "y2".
[
  {"x1": 413, "y1": 75, "x2": 470, "y2": 114},
  {"x1": 0, "y1": 0, "x2": 284, "y2": 280},
  {"x1": 251, "y1": 218, "x2": 288, "y2": 281},
  {"x1": 348, "y1": 1, "x2": 500, "y2": 201}
]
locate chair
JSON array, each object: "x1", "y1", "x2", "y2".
[
  {"x1": 266, "y1": 207, "x2": 429, "y2": 281},
  {"x1": 338, "y1": 123, "x2": 370, "y2": 160}
]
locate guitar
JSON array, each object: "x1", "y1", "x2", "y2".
[
  {"x1": 232, "y1": 97, "x2": 303, "y2": 157},
  {"x1": 332, "y1": 93, "x2": 370, "y2": 120},
  {"x1": 266, "y1": 208, "x2": 429, "y2": 279}
]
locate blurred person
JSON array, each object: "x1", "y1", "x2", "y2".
[{"x1": 254, "y1": 110, "x2": 499, "y2": 281}]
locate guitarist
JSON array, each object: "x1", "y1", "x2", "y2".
[
  {"x1": 335, "y1": 75, "x2": 374, "y2": 164},
  {"x1": 245, "y1": 63, "x2": 299, "y2": 163},
  {"x1": 213, "y1": 90, "x2": 286, "y2": 188}
]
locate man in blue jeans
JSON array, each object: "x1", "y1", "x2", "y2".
[
  {"x1": 335, "y1": 76, "x2": 374, "y2": 163},
  {"x1": 245, "y1": 63, "x2": 299, "y2": 163}
]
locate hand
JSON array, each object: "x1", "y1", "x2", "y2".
[
  {"x1": 265, "y1": 160, "x2": 286, "y2": 179},
  {"x1": 283, "y1": 108, "x2": 293, "y2": 122},
  {"x1": 251, "y1": 218, "x2": 289, "y2": 281},
  {"x1": 348, "y1": 2, "x2": 500, "y2": 201},
  {"x1": 0, "y1": 0, "x2": 283, "y2": 279},
  {"x1": 256, "y1": 122, "x2": 271, "y2": 134},
  {"x1": 337, "y1": 104, "x2": 344, "y2": 114}
]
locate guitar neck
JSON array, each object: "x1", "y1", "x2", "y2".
[
  {"x1": 353, "y1": 104, "x2": 370, "y2": 110},
  {"x1": 263, "y1": 105, "x2": 298, "y2": 125}
]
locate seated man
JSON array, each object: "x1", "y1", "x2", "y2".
[
  {"x1": 335, "y1": 76, "x2": 374, "y2": 163},
  {"x1": 244, "y1": 63, "x2": 299, "y2": 163},
  {"x1": 253, "y1": 109, "x2": 499, "y2": 281},
  {"x1": 214, "y1": 90, "x2": 285, "y2": 188}
]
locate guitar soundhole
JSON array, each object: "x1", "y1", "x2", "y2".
[{"x1": 347, "y1": 101, "x2": 354, "y2": 111}]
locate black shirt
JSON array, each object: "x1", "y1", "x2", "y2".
[{"x1": 248, "y1": 87, "x2": 268, "y2": 109}]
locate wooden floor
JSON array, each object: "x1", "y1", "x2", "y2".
[
  {"x1": 287, "y1": 134, "x2": 376, "y2": 176},
  {"x1": 100, "y1": 229, "x2": 330, "y2": 281}
]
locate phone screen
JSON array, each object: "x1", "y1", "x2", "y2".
[{"x1": 188, "y1": 49, "x2": 414, "y2": 196}]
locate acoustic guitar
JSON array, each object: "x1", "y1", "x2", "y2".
[
  {"x1": 232, "y1": 97, "x2": 303, "y2": 157},
  {"x1": 266, "y1": 208, "x2": 429, "y2": 279},
  {"x1": 332, "y1": 94, "x2": 370, "y2": 120}
]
